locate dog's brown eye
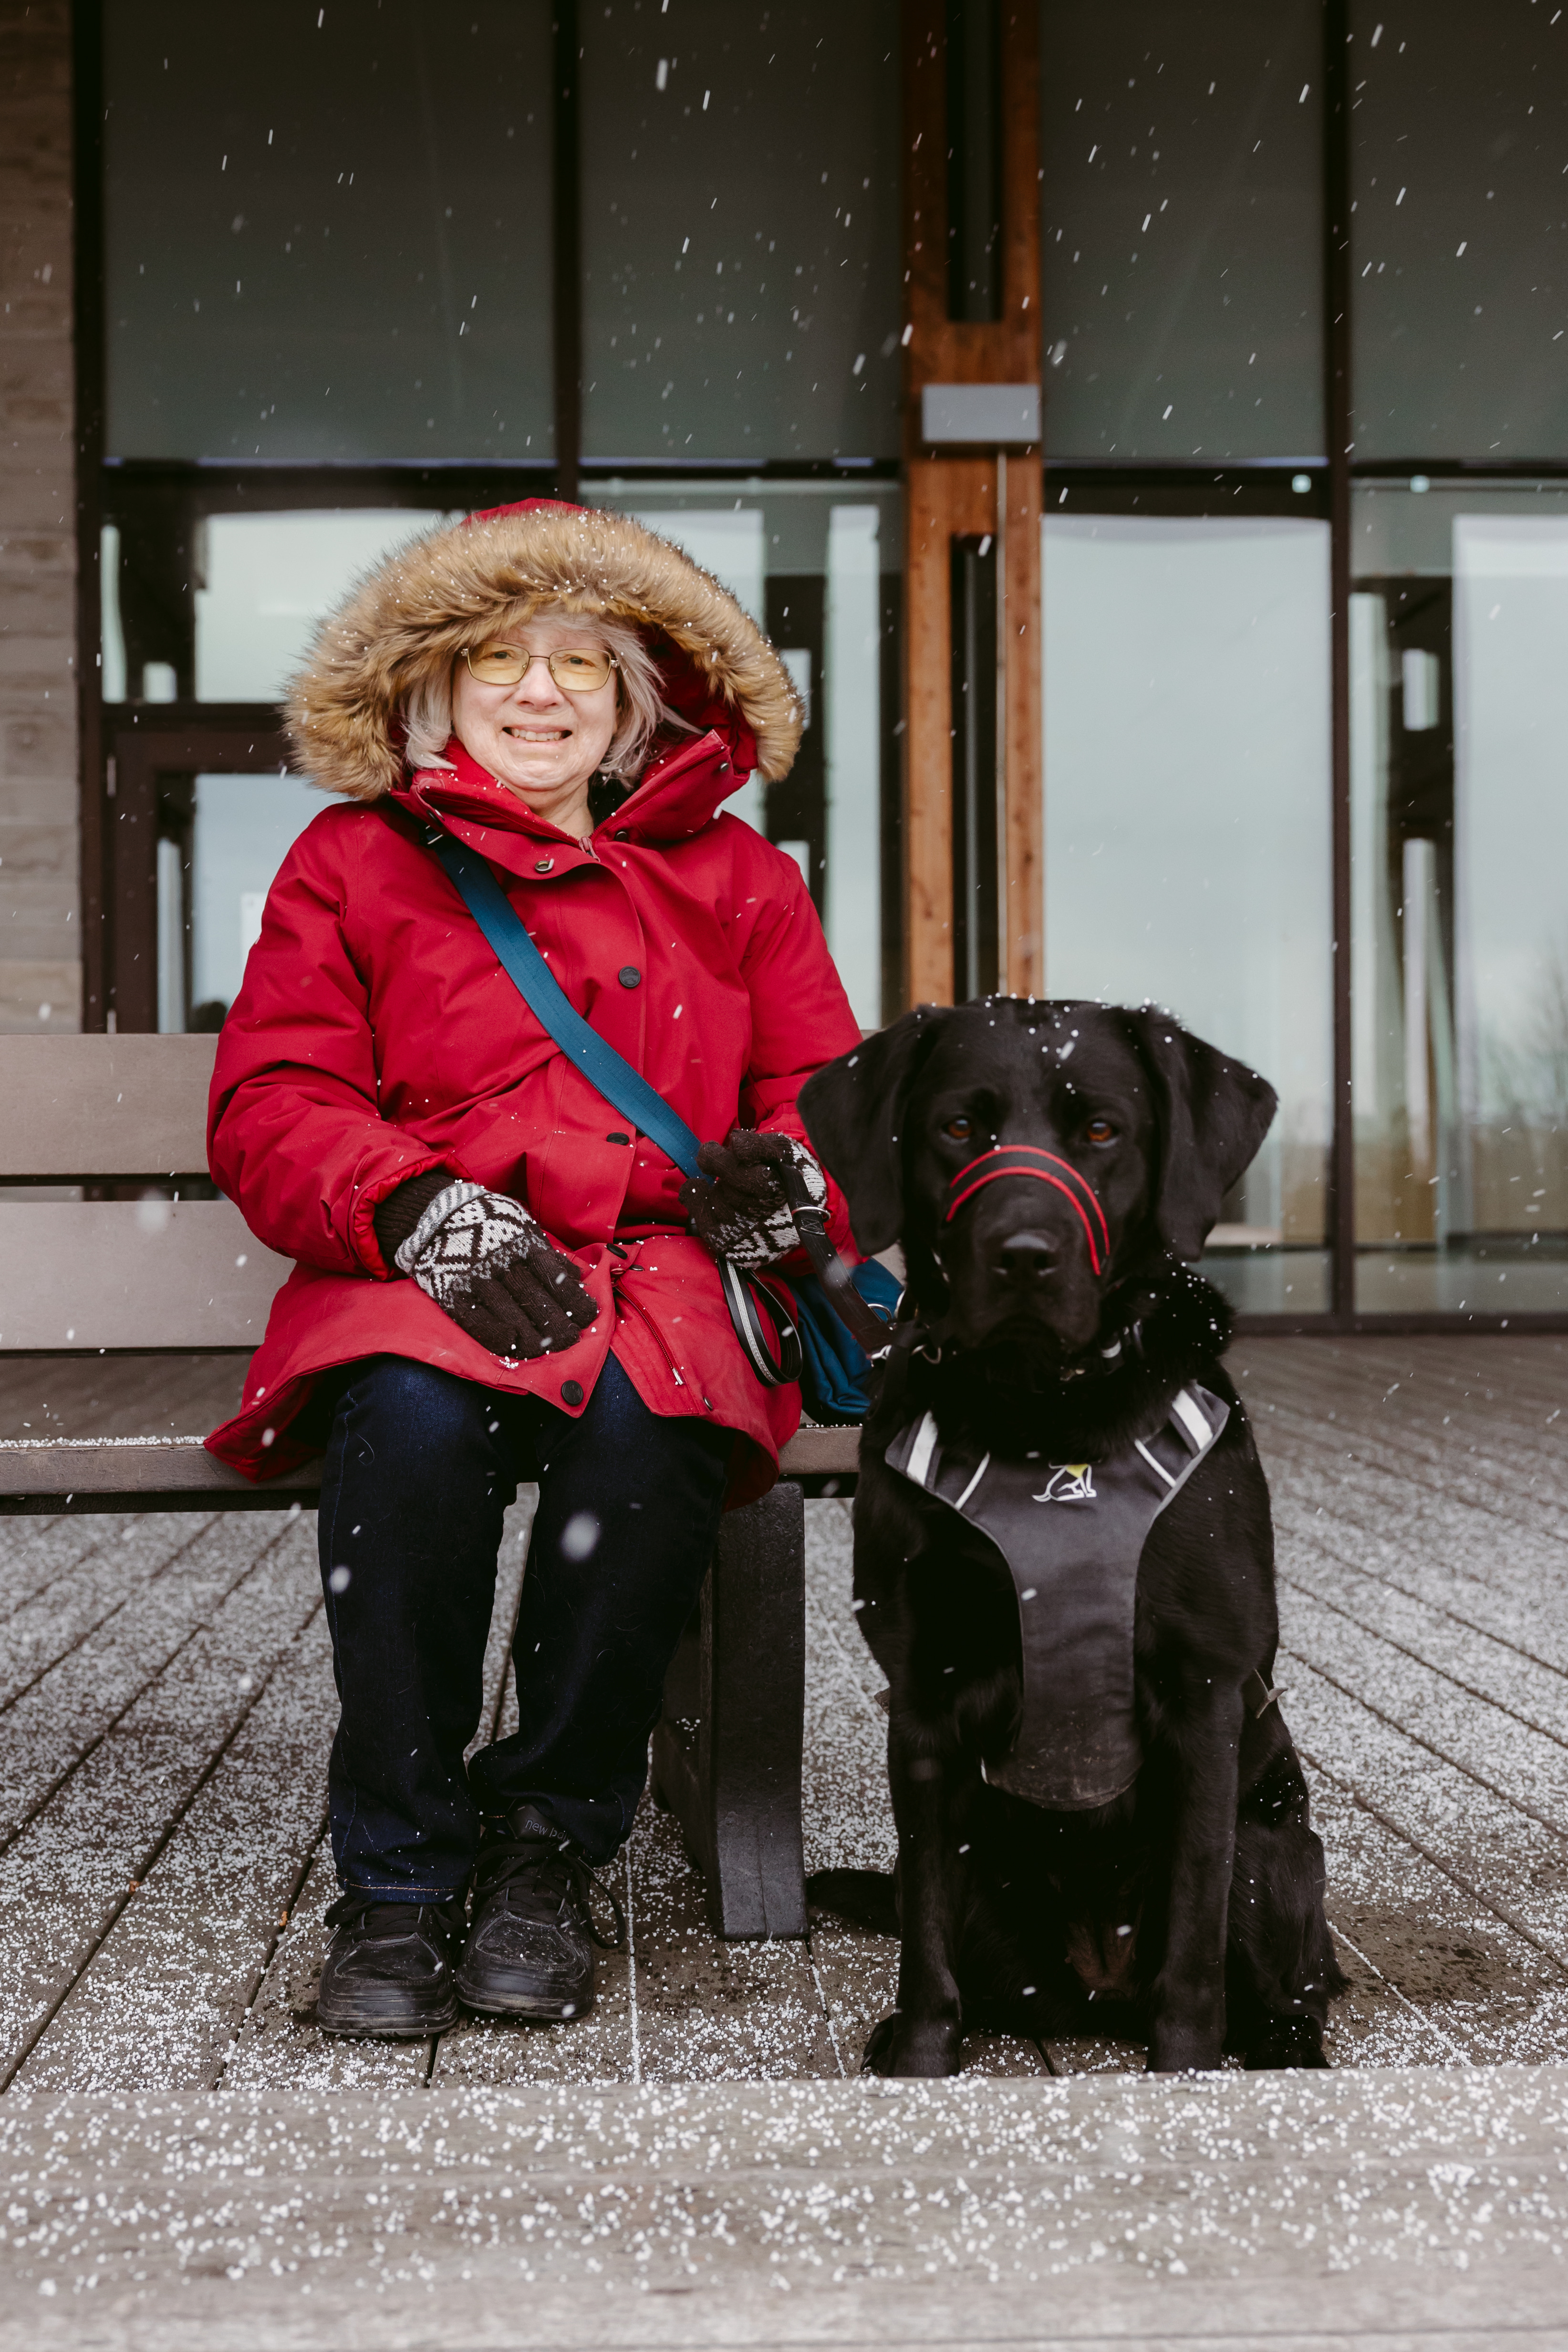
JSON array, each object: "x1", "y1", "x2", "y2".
[
  {"x1": 1086, "y1": 1117, "x2": 1117, "y2": 1145},
  {"x1": 944, "y1": 1116, "x2": 973, "y2": 1141}
]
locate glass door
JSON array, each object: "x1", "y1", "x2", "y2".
[
  {"x1": 1352, "y1": 481, "x2": 1568, "y2": 1314},
  {"x1": 1041, "y1": 504, "x2": 1334, "y2": 1313}
]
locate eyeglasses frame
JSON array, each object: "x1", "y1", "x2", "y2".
[{"x1": 461, "y1": 644, "x2": 621, "y2": 694}]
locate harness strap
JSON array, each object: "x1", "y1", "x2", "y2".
[{"x1": 944, "y1": 1145, "x2": 1109, "y2": 1275}]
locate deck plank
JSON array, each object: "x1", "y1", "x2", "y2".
[
  {"x1": 631, "y1": 1800, "x2": 838, "y2": 2081},
  {"x1": 13, "y1": 1602, "x2": 331, "y2": 2092},
  {"x1": 0, "y1": 1513, "x2": 123, "y2": 1620},
  {"x1": 1310, "y1": 1771, "x2": 1568, "y2": 2065},
  {"x1": 1281, "y1": 1654, "x2": 1568, "y2": 1966},
  {"x1": 0, "y1": 1522, "x2": 323, "y2": 2085},
  {"x1": 0, "y1": 1512, "x2": 218, "y2": 1711},
  {"x1": 1256, "y1": 1386, "x2": 1568, "y2": 1540},
  {"x1": 0, "y1": 1513, "x2": 301, "y2": 1851}
]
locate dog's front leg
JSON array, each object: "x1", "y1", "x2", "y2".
[
  {"x1": 1147, "y1": 1678, "x2": 1244, "y2": 2073},
  {"x1": 868, "y1": 1727, "x2": 966, "y2": 2077}
]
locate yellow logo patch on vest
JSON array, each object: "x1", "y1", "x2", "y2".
[{"x1": 1034, "y1": 1463, "x2": 1096, "y2": 1504}]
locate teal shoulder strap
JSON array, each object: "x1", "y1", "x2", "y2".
[{"x1": 427, "y1": 828, "x2": 704, "y2": 1185}]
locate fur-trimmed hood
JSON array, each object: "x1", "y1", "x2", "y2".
[{"x1": 286, "y1": 498, "x2": 804, "y2": 801}]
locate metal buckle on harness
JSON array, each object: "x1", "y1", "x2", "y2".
[{"x1": 1245, "y1": 1667, "x2": 1284, "y2": 1718}]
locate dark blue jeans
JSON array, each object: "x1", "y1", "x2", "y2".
[{"x1": 316, "y1": 1353, "x2": 732, "y2": 1895}]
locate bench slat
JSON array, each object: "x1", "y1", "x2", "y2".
[
  {"x1": 0, "y1": 1201, "x2": 290, "y2": 1350},
  {"x1": 0, "y1": 1425, "x2": 861, "y2": 1512},
  {"x1": 0, "y1": 1441, "x2": 318, "y2": 1512},
  {"x1": 0, "y1": 1035, "x2": 218, "y2": 1179}
]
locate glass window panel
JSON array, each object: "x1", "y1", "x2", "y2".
[
  {"x1": 158, "y1": 774, "x2": 323, "y2": 1031},
  {"x1": 193, "y1": 510, "x2": 452, "y2": 702},
  {"x1": 594, "y1": 481, "x2": 902, "y2": 1024},
  {"x1": 582, "y1": 4, "x2": 902, "y2": 463},
  {"x1": 1042, "y1": 514, "x2": 1333, "y2": 1312},
  {"x1": 1352, "y1": 482, "x2": 1568, "y2": 1312},
  {"x1": 1039, "y1": 0, "x2": 1323, "y2": 461},
  {"x1": 105, "y1": 2, "x2": 553, "y2": 462},
  {"x1": 1351, "y1": 2, "x2": 1568, "y2": 462}
]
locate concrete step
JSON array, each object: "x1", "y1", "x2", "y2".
[{"x1": 1, "y1": 2063, "x2": 1566, "y2": 2347}]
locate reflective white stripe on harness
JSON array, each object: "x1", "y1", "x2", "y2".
[
  {"x1": 1170, "y1": 1386, "x2": 1213, "y2": 1452},
  {"x1": 952, "y1": 1452, "x2": 991, "y2": 1513},
  {"x1": 905, "y1": 1410, "x2": 939, "y2": 1488},
  {"x1": 1134, "y1": 1437, "x2": 1179, "y2": 1488}
]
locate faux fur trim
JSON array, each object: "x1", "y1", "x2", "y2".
[{"x1": 285, "y1": 504, "x2": 805, "y2": 799}]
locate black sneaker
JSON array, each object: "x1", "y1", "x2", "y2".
[
  {"x1": 454, "y1": 1804, "x2": 624, "y2": 2022},
  {"x1": 316, "y1": 1894, "x2": 465, "y2": 2039}
]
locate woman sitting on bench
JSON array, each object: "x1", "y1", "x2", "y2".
[{"x1": 205, "y1": 500, "x2": 859, "y2": 2040}]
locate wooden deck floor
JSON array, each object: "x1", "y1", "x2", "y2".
[{"x1": 0, "y1": 1333, "x2": 1563, "y2": 2094}]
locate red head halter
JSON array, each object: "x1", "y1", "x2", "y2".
[{"x1": 943, "y1": 1145, "x2": 1110, "y2": 1276}]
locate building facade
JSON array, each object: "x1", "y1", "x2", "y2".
[{"x1": 0, "y1": 0, "x2": 1564, "y2": 1330}]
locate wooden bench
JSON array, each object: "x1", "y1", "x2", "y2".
[{"x1": 0, "y1": 1035, "x2": 860, "y2": 1940}]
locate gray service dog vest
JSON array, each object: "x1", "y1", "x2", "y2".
[{"x1": 885, "y1": 1384, "x2": 1230, "y2": 1811}]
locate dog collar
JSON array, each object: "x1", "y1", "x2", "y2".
[{"x1": 944, "y1": 1145, "x2": 1109, "y2": 1275}]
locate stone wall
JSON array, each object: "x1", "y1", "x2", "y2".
[{"x1": 0, "y1": 1, "x2": 77, "y2": 1033}]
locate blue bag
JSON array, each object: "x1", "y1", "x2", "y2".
[{"x1": 793, "y1": 1258, "x2": 902, "y2": 1424}]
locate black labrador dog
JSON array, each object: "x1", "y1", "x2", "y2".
[{"x1": 799, "y1": 999, "x2": 1344, "y2": 2076}]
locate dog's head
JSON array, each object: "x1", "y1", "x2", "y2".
[{"x1": 799, "y1": 999, "x2": 1277, "y2": 1356}]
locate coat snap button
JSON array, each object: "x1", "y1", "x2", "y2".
[
  {"x1": 606, "y1": 1131, "x2": 631, "y2": 1145},
  {"x1": 560, "y1": 1379, "x2": 585, "y2": 1407},
  {"x1": 613, "y1": 827, "x2": 632, "y2": 841},
  {"x1": 618, "y1": 965, "x2": 642, "y2": 989},
  {"x1": 534, "y1": 857, "x2": 554, "y2": 874}
]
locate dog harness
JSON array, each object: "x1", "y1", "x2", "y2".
[{"x1": 886, "y1": 1383, "x2": 1230, "y2": 1810}]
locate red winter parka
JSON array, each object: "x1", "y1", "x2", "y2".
[{"x1": 205, "y1": 501, "x2": 863, "y2": 1505}]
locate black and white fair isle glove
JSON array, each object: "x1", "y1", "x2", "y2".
[
  {"x1": 680, "y1": 1129, "x2": 829, "y2": 1270},
  {"x1": 379, "y1": 1177, "x2": 599, "y2": 1361}
]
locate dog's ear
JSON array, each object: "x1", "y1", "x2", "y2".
[
  {"x1": 1121, "y1": 1009, "x2": 1278, "y2": 1263},
  {"x1": 798, "y1": 1007, "x2": 953, "y2": 1253}
]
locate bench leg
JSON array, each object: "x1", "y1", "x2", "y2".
[{"x1": 650, "y1": 1479, "x2": 807, "y2": 1940}]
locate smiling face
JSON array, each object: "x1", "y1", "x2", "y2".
[
  {"x1": 903, "y1": 1003, "x2": 1161, "y2": 1355},
  {"x1": 449, "y1": 613, "x2": 621, "y2": 837}
]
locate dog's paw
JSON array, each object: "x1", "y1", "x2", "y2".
[
  {"x1": 1146, "y1": 2022, "x2": 1226, "y2": 2074},
  {"x1": 860, "y1": 2011, "x2": 963, "y2": 2077},
  {"x1": 1244, "y1": 2013, "x2": 1330, "y2": 2071}
]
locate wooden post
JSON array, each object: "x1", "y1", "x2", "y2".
[{"x1": 902, "y1": 1, "x2": 1043, "y2": 1007}]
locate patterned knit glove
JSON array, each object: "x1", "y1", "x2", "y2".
[
  {"x1": 680, "y1": 1129, "x2": 828, "y2": 1270},
  {"x1": 393, "y1": 1181, "x2": 599, "y2": 1361}
]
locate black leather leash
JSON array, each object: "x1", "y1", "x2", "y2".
[{"x1": 776, "y1": 1159, "x2": 896, "y2": 1361}]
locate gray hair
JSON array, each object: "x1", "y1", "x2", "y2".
[{"x1": 403, "y1": 608, "x2": 692, "y2": 782}]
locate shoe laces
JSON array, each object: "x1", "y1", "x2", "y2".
[
  {"x1": 326, "y1": 1893, "x2": 466, "y2": 1942},
  {"x1": 469, "y1": 1830, "x2": 626, "y2": 1951}
]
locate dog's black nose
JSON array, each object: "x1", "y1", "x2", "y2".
[{"x1": 993, "y1": 1231, "x2": 1059, "y2": 1287}]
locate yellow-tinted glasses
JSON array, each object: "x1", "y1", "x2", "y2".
[{"x1": 462, "y1": 642, "x2": 618, "y2": 693}]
